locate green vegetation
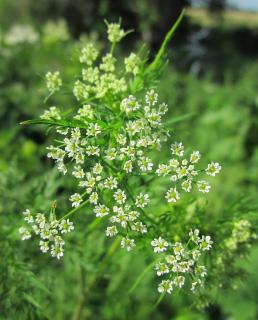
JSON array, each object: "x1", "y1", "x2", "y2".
[{"x1": 1, "y1": 7, "x2": 258, "y2": 320}]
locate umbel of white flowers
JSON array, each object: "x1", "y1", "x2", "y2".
[
  {"x1": 19, "y1": 209, "x2": 74, "y2": 259},
  {"x1": 151, "y1": 229, "x2": 213, "y2": 294}
]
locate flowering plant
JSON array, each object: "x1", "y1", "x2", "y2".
[{"x1": 19, "y1": 13, "x2": 256, "y2": 306}]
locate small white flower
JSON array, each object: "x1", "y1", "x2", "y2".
[
  {"x1": 86, "y1": 123, "x2": 102, "y2": 137},
  {"x1": 171, "y1": 142, "x2": 184, "y2": 157},
  {"x1": 138, "y1": 157, "x2": 153, "y2": 172},
  {"x1": 86, "y1": 146, "x2": 100, "y2": 156},
  {"x1": 205, "y1": 162, "x2": 221, "y2": 176},
  {"x1": 178, "y1": 261, "x2": 190, "y2": 273},
  {"x1": 192, "y1": 249, "x2": 201, "y2": 261},
  {"x1": 100, "y1": 53, "x2": 116, "y2": 72},
  {"x1": 135, "y1": 193, "x2": 149, "y2": 209},
  {"x1": 156, "y1": 164, "x2": 171, "y2": 176},
  {"x1": 165, "y1": 187, "x2": 180, "y2": 203},
  {"x1": 22, "y1": 209, "x2": 34, "y2": 224},
  {"x1": 35, "y1": 213, "x2": 46, "y2": 228},
  {"x1": 103, "y1": 176, "x2": 118, "y2": 190},
  {"x1": 92, "y1": 163, "x2": 103, "y2": 175},
  {"x1": 106, "y1": 225, "x2": 118, "y2": 237},
  {"x1": 59, "y1": 219, "x2": 74, "y2": 234},
  {"x1": 124, "y1": 53, "x2": 140, "y2": 75},
  {"x1": 198, "y1": 235, "x2": 213, "y2": 251},
  {"x1": 197, "y1": 180, "x2": 211, "y2": 193},
  {"x1": 72, "y1": 166, "x2": 85, "y2": 179},
  {"x1": 105, "y1": 148, "x2": 117, "y2": 160},
  {"x1": 50, "y1": 243, "x2": 64, "y2": 259},
  {"x1": 190, "y1": 151, "x2": 201, "y2": 163},
  {"x1": 173, "y1": 276, "x2": 185, "y2": 288},
  {"x1": 191, "y1": 279, "x2": 202, "y2": 292},
  {"x1": 127, "y1": 210, "x2": 140, "y2": 221},
  {"x1": 94, "y1": 204, "x2": 110, "y2": 218},
  {"x1": 189, "y1": 229, "x2": 200, "y2": 244},
  {"x1": 123, "y1": 160, "x2": 133, "y2": 173},
  {"x1": 121, "y1": 95, "x2": 140, "y2": 113},
  {"x1": 181, "y1": 179, "x2": 192, "y2": 192},
  {"x1": 19, "y1": 227, "x2": 31, "y2": 240},
  {"x1": 151, "y1": 237, "x2": 169, "y2": 253},
  {"x1": 176, "y1": 166, "x2": 188, "y2": 179},
  {"x1": 131, "y1": 221, "x2": 147, "y2": 234},
  {"x1": 195, "y1": 265, "x2": 207, "y2": 278},
  {"x1": 39, "y1": 240, "x2": 49, "y2": 253},
  {"x1": 121, "y1": 237, "x2": 135, "y2": 251},
  {"x1": 173, "y1": 242, "x2": 185, "y2": 257},
  {"x1": 155, "y1": 262, "x2": 169, "y2": 276},
  {"x1": 114, "y1": 189, "x2": 126, "y2": 204},
  {"x1": 145, "y1": 90, "x2": 158, "y2": 106},
  {"x1": 169, "y1": 158, "x2": 179, "y2": 168},
  {"x1": 158, "y1": 280, "x2": 173, "y2": 294},
  {"x1": 69, "y1": 193, "x2": 83, "y2": 207},
  {"x1": 165, "y1": 255, "x2": 176, "y2": 265},
  {"x1": 117, "y1": 134, "x2": 127, "y2": 145},
  {"x1": 75, "y1": 104, "x2": 94, "y2": 119},
  {"x1": 89, "y1": 192, "x2": 99, "y2": 205}
]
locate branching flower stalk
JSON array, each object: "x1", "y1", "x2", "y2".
[{"x1": 20, "y1": 13, "x2": 223, "y2": 296}]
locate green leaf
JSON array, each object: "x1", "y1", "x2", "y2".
[
  {"x1": 24, "y1": 294, "x2": 42, "y2": 309},
  {"x1": 131, "y1": 9, "x2": 185, "y2": 93},
  {"x1": 20, "y1": 117, "x2": 108, "y2": 129},
  {"x1": 164, "y1": 112, "x2": 196, "y2": 127},
  {"x1": 147, "y1": 9, "x2": 185, "y2": 74}
]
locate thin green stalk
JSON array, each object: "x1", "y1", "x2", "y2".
[
  {"x1": 74, "y1": 236, "x2": 121, "y2": 319},
  {"x1": 129, "y1": 260, "x2": 156, "y2": 294},
  {"x1": 152, "y1": 292, "x2": 165, "y2": 310},
  {"x1": 59, "y1": 199, "x2": 89, "y2": 221},
  {"x1": 147, "y1": 9, "x2": 185, "y2": 73},
  {"x1": 122, "y1": 180, "x2": 156, "y2": 225}
]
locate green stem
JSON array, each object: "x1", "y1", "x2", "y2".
[
  {"x1": 129, "y1": 260, "x2": 156, "y2": 294},
  {"x1": 152, "y1": 292, "x2": 165, "y2": 310},
  {"x1": 100, "y1": 156, "x2": 118, "y2": 173},
  {"x1": 59, "y1": 199, "x2": 89, "y2": 221},
  {"x1": 147, "y1": 9, "x2": 185, "y2": 73},
  {"x1": 122, "y1": 181, "x2": 156, "y2": 225}
]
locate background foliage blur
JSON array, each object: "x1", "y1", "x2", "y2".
[{"x1": 0, "y1": 0, "x2": 258, "y2": 319}]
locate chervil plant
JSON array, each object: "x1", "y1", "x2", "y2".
[{"x1": 19, "y1": 13, "x2": 256, "y2": 305}]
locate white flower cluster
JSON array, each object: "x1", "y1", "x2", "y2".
[
  {"x1": 19, "y1": 209, "x2": 74, "y2": 259},
  {"x1": 106, "y1": 22, "x2": 126, "y2": 43},
  {"x1": 43, "y1": 19, "x2": 69, "y2": 44},
  {"x1": 40, "y1": 106, "x2": 62, "y2": 120},
  {"x1": 75, "y1": 45, "x2": 128, "y2": 100},
  {"x1": 151, "y1": 229, "x2": 213, "y2": 294},
  {"x1": 225, "y1": 219, "x2": 257, "y2": 252},
  {"x1": 69, "y1": 161, "x2": 149, "y2": 251},
  {"x1": 159, "y1": 144, "x2": 221, "y2": 203},
  {"x1": 4, "y1": 24, "x2": 39, "y2": 45},
  {"x1": 45, "y1": 71, "x2": 62, "y2": 94}
]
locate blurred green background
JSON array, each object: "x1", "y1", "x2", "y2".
[{"x1": 0, "y1": 0, "x2": 258, "y2": 319}]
